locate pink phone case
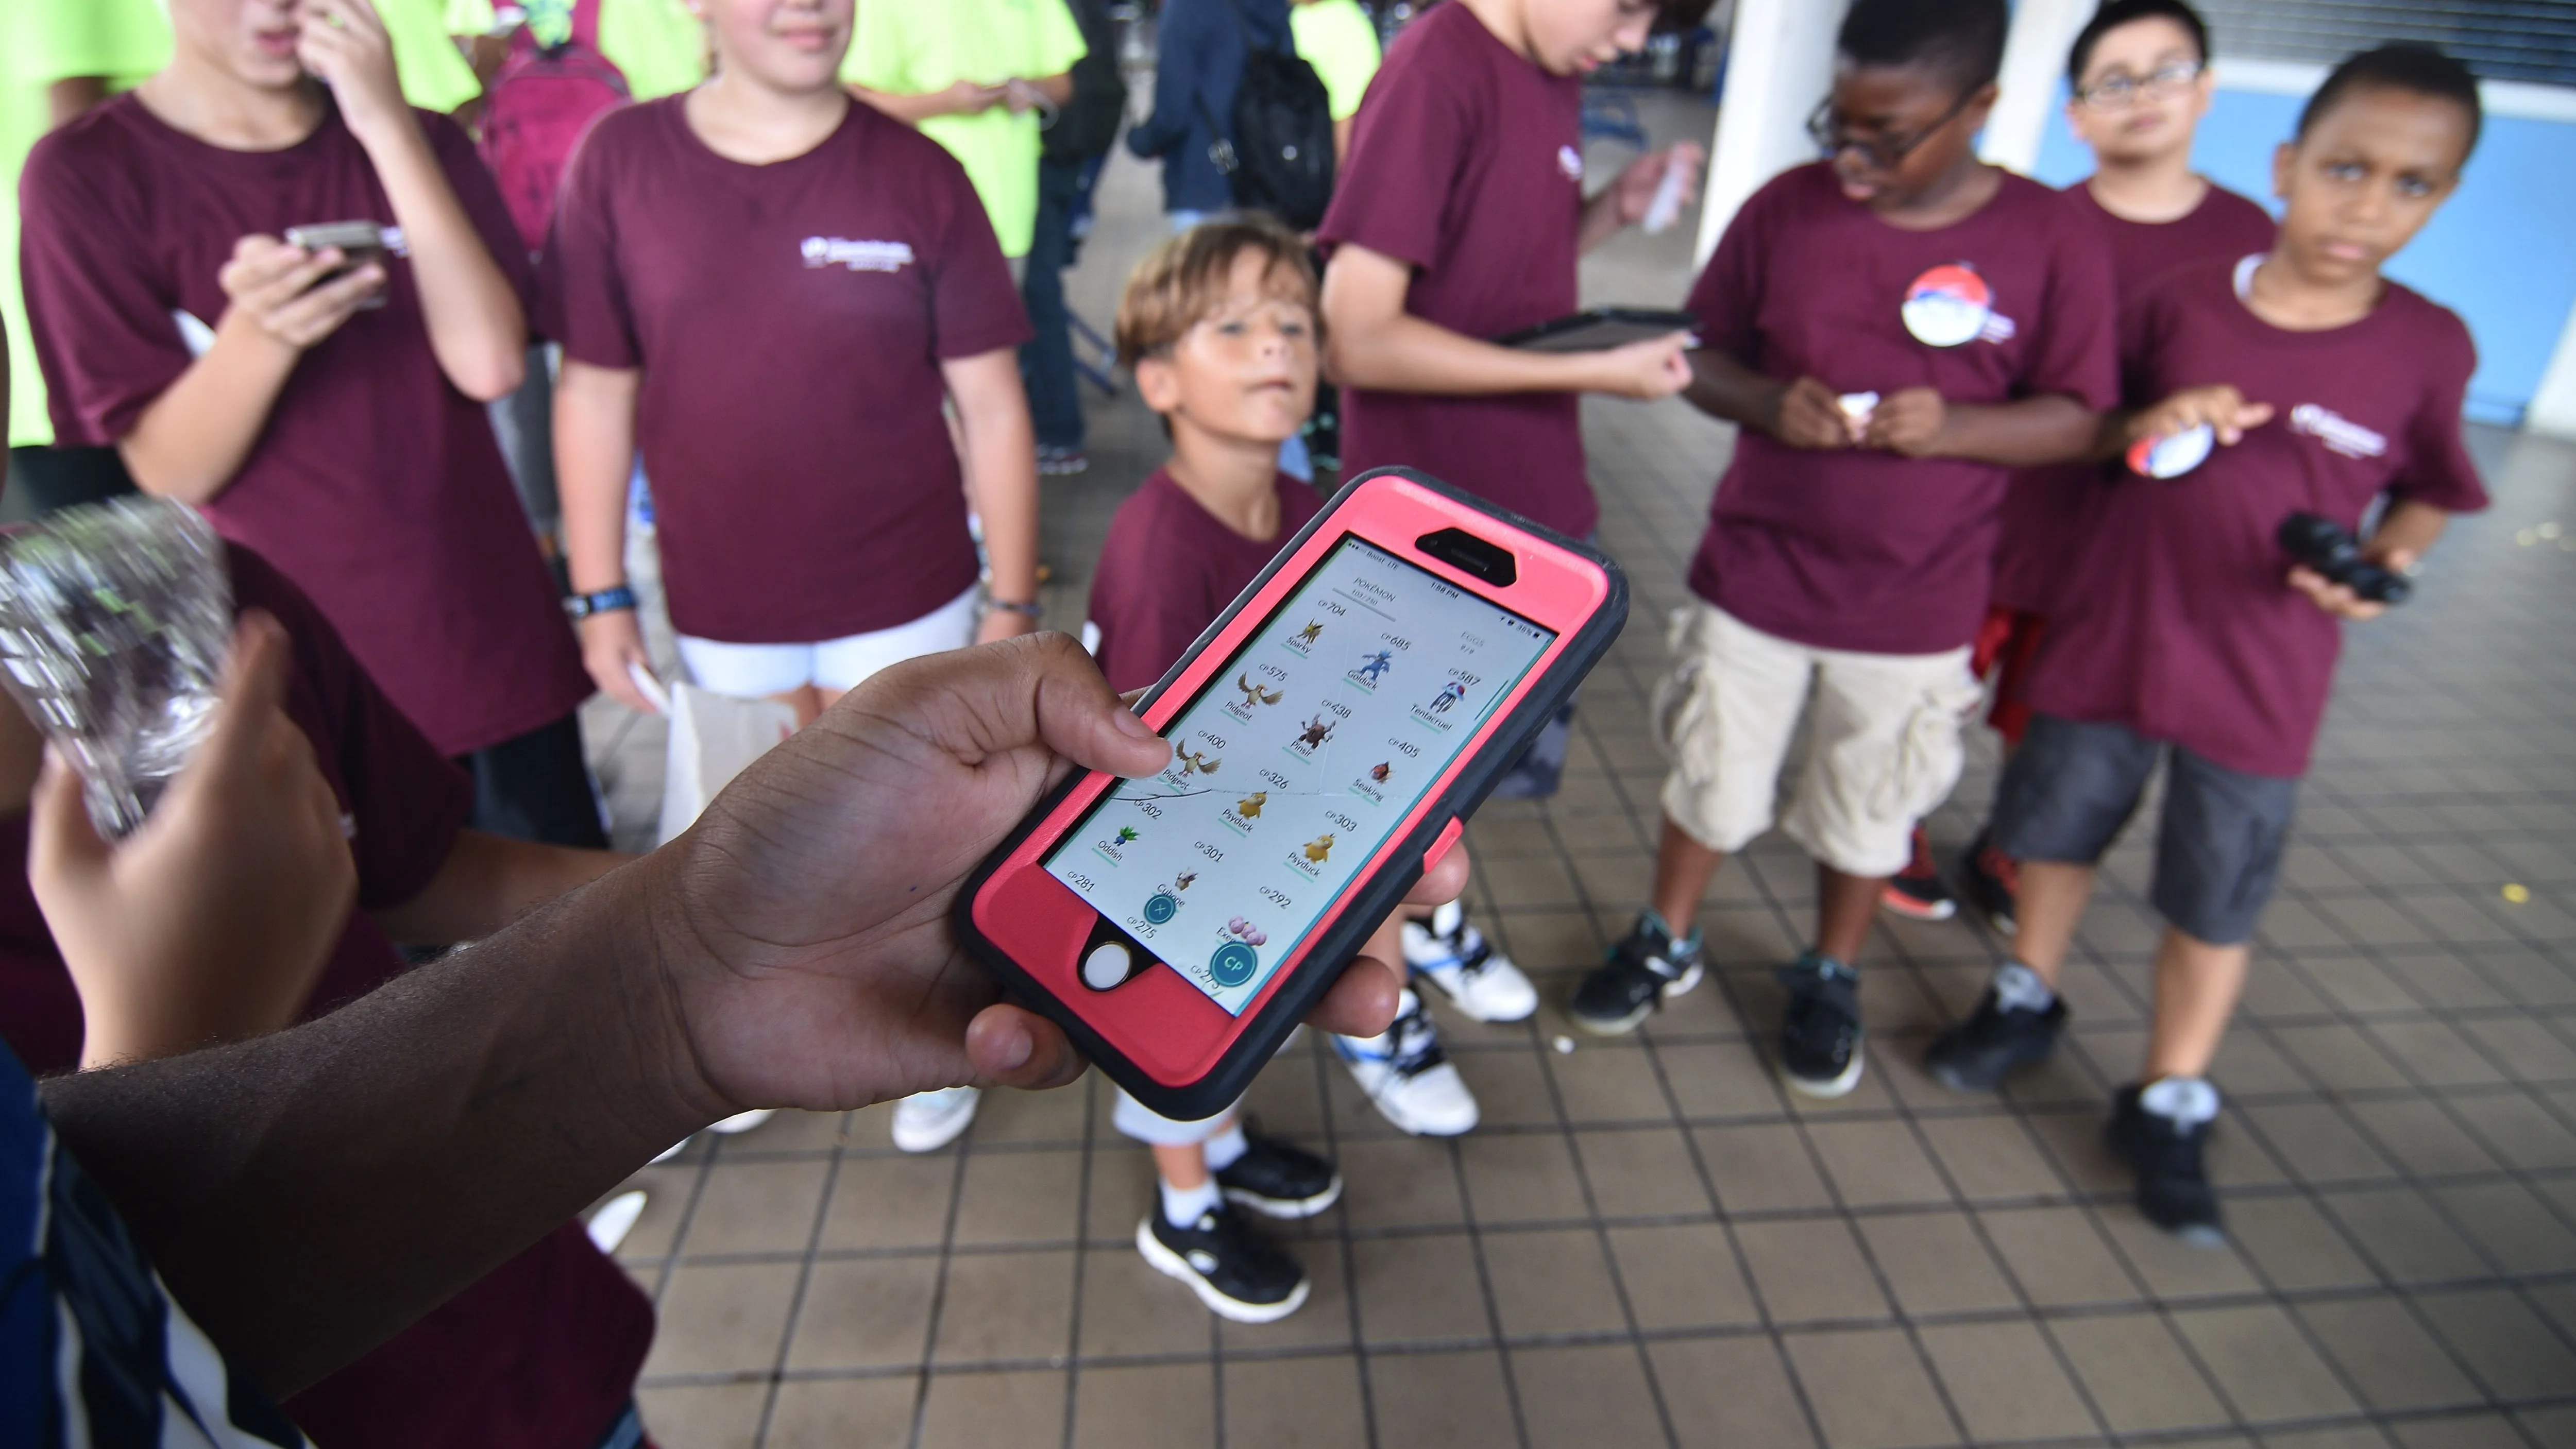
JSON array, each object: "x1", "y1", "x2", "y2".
[{"x1": 956, "y1": 468, "x2": 1628, "y2": 1119}]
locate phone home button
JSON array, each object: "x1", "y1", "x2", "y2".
[{"x1": 1082, "y1": 943, "x2": 1132, "y2": 991}]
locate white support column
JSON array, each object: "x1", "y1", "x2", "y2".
[
  {"x1": 1694, "y1": 0, "x2": 1849, "y2": 268},
  {"x1": 1980, "y1": 0, "x2": 2091, "y2": 176},
  {"x1": 2531, "y1": 304, "x2": 2576, "y2": 439}
]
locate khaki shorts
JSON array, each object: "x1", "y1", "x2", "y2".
[{"x1": 1652, "y1": 602, "x2": 1982, "y2": 878}]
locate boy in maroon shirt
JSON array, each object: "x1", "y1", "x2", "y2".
[
  {"x1": 0, "y1": 542, "x2": 653, "y2": 1448},
  {"x1": 15, "y1": 0, "x2": 604, "y2": 849},
  {"x1": 1931, "y1": 0, "x2": 2278, "y2": 934},
  {"x1": 1569, "y1": 0, "x2": 2119, "y2": 1103},
  {"x1": 1926, "y1": 47, "x2": 2487, "y2": 1244}
]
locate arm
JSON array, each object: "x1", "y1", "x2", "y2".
[
  {"x1": 1320, "y1": 243, "x2": 1689, "y2": 400},
  {"x1": 368, "y1": 831, "x2": 630, "y2": 946},
  {"x1": 851, "y1": 79, "x2": 1006, "y2": 124},
  {"x1": 1863, "y1": 389, "x2": 2102, "y2": 466},
  {"x1": 554, "y1": 360, "x2": 659, "y2": 712},
  {"x1": 46, "y1": 76, "x2": 110, "y2": 128},
  {"x1": 1682, "y1": 347, "x2": 1852, "y2": 449},
  {"x1": 300, "y1": 0, "x2": 526, "y2": 401},
  {"x1": 1014, "y1": 71, "x2": 1074, "y2": 109},
  {"x1": 120, "y1": 241, "x2": 388, "y2": 503},
  {"x1": 942, "y1": 348, "x2": 1043, "y2": 641},
  {"x1": 1579, "y1": 144, "x2": 1703, "y2": 254},
  {"x1": 36, "y1": 637, "x2": 1464, "y2": 1395}
]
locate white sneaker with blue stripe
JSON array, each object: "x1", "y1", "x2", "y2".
[{"x1": 1403, "y1": 901, "x2": 1538, "y2": 1024}]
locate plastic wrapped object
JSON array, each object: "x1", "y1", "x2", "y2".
[{"x1": 0, "y1": 498, "x2": 232, "y2": 837}]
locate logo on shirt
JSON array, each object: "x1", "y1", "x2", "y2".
[
  {"x1": 2289, "y1": 404, "x2": 2388, "y2": 461},
  {"x1": 800, "y1": 236, "x2": 917, "y2": 273},
  {"x1": 1902, "y1": 263, "x2": 2017, "y2": 348},
  {"x1": 1557, "y1": 145, "x2": 1584, "y2": 182}
]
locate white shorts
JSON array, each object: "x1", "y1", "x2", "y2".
[
  {"x1": 676, "y1": 587, "x2": 979, "y2": 698},
  {"x1": 1111, "y1": 1085, "x2": 1242, "y2": 1146},
  {"x1": 1653, "y1": 601, "x2": 1981, "y2": 878}
]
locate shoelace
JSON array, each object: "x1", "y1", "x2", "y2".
[
  {"x1": 1385, "y1": 1001, "x2": 1450, "y2": 1080},
  {"x1": 1611, "y1": 929, "x2": 1689, "y2": 984},
  {"x1": 1780, "y1": 964, "x2": 1859, "y2": 1056}
]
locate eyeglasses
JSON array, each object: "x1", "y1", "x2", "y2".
[
  {"x1": 1806, "y1": 87, "x2": 1979, "y2": 172},
  {"x1": 2074, "y1": 60, "x2": 2204, "y2": 110}
]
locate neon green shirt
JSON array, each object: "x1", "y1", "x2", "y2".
[
  {"x1": 380, "y1": 0, "x2": 484, "y2": 114},
  {"x1": 838, "y1": 0, "x2": 1087, "y2": 258},
  {"x1": 3, "y1": 0, "x2": 172, "y2": 448},
  {"x1": 599, "y1": 0, "x2": 708, "y2": 102},
  {"x1": 1291, "y1": 0, "x2": 1381, "y2": 122}
]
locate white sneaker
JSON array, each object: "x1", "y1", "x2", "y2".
[
  {"x1": 891, "y1": 1087, "x2": 981, "y2": 1152},
  {"x1": 1333, "y1": 990, "x2": 1480, "y2": 1136},
  {"x1": 586, "y1": 1190, "x2": 648, "y2": 1253},
  {"x1": 1403, "y1": 901, "x2": 1537, "y2": 1023},
  {"x1": 709, "y1": 1109, "x2": 776, "y2": 1135}
]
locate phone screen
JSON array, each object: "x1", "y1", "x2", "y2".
[{"x1": 1044, "y1": 535, "x2": 1556, "y2": 1015}]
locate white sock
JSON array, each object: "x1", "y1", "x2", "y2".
[
  {"x1": 1160, "y1": 1176, "x2": 1221, "y2": 1227},
  {"x1": 1993, "y1": 962, "x2": 2056, "y2": 1013},
  {"x1": 2139, "y1": 1076, "x2": 2221, "y2": 1127},
  {"x1": 1203, "y1": 1122, "x2": 1249, "y2": 1171},
  {"x1": 1430, "y1": 899, "x2": 1464, "y2": 937}
]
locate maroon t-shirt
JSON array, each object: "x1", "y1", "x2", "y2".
[
  {"x1": 2025, "y1": 262, "x2": 2486, "y2": 778},
  {"x1": 1088, "y1": 469, "x2": 1322, "y2": 694},
  {"x1": 1316, "y1": 3, "x2": 1591, "y2": 538},
  {"x1": 17, "y1": 95, "x2": 591, "y2": 756},
  {"x1": 542, "y1": 97, "x2": 1030, "y2": 643},
  {"x1": 1682, "y1": 163, "x2": 2121, "y2": 654},
  {"x1": 0, "y1": 545, "x2": 652, "y2": 1448},
  {"x1": 1991, "y1": 181, "x2": 2276, "y2": 612}
]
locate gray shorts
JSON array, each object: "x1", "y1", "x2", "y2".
[{"x1": 1992, "y1": 713, "x2": 2299, "y2": 946}]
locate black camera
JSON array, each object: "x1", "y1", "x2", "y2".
[{"x1": 2277, "y1": 512, "x2": 2411, "y2": 605}]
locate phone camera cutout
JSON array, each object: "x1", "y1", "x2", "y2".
[{"x1": 1415, "y1": 528, "x2": 1517, "y2": 587}]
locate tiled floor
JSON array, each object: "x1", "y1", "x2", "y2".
[{"x1": 587, "y1": 95, "x2": 2576, "y2": 1449}]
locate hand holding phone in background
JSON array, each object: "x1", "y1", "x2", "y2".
[{"x1": 219, "y1": 232, "x2": 386, "y2": 351}]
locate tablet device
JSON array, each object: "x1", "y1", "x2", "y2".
[{"x1": 1497, "y1": 308, "x2": 1698, "y2": 353}]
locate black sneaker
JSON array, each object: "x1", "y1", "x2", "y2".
[
  {"x1": 1879, "y1": 825, "x2": 1958, "y2": 922},
  {"x1": 2107, "y1": 1084, "x2": 2224, "y2": 1246},
  {"x1": 1569, "y1": 911, "x2": 1704, "y2": 1035},
  {"x1": 1136, "y1": 1203, "x2": 1311, "y2": 1322},
  {"x1": 1216, "y1": 1133, "x2": 1343, "y2": 1219},
  {"x1": 1924, "y1": 988, "x2": 2067, "y2": 1091},
  {"x1": 1777, "y1": 953, "x2": 1863, "y2": 1098},
  {"x1": 1961, "y1": 830, "x2": 2021, "y2": 937}
]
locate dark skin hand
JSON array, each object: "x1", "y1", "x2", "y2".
[{"x1": 39, "y1": 637, "x2": 1459, "y2": 1395}]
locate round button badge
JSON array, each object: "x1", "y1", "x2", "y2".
[
  {"x1": 2127, "y1": 423, "x2": 2215, "y2": 480},
  {"x1": 1143, "y1": 892, "x2": 1179, "y2": 925},
  {"x1": 1902, "y1": 263, "x2": 1993, "y2": 349},
  {"x1": 1209, "y1": 941, "x2": 1259, "y2": 988}
]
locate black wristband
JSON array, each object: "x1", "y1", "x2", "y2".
[{"x1": 565, "y1": 584, "x2": 639, "y2": 621}]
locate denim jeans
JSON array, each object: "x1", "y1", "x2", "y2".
[{"x1": 1019, "y1": 157, "x2": 1088, "y2": 451}]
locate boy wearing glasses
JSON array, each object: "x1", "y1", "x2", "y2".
[
  {"x1": 1570, "y1": 0, "x2": 2116, "y2": 1101},
  {"x1": 1953, "y1": 0, "x2": 2276, "y2": 937}
]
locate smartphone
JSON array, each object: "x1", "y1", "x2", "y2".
[
  {"x1": 283, "y1": 220, "x2": 390, "y2": 310},
  {"x1": 956, "y1": 468, "x2": 1628, "y2": 1119},
  {"x1": 1497, "y1": 308, "x2": 1698, "y2": 354}
]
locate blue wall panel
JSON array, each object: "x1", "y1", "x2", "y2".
[{"x1": 2031, "y1": 82, "x2": 2576, "y2": 425}]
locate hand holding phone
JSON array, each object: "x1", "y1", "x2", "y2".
[
  {"x1": 958, "y1": 470, "x2": 1627, "y2": 1118},
  {"x1": 283, "y1": 220, "x2": 392, "y2": 310},
  {"x1": 218, "y1": 233, "x2": 387, "y2": 351}
]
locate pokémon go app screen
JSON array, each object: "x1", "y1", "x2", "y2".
[{"x1": 1045, "y1": 536, "x2": 1556, "y2": 1016}]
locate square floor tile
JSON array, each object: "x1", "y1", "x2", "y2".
[
  {"x1": 1855, "y1": 1213, "x2": 2021, "y2": 1317},
  {"x1": 928, "y1": 1250, "x2": 1076, "y2": 1366},
  {"x1": 642, "y1": 1260, "x2": 802, "y2": 1377},
  {"x1": 1917, "y1": 1320, "x2": 2099, "y2": 1443},
  {"x1": 2239, "y1": 1102, "x2": 2399, "y2": 1185},
  {"x1": 1658, "y1": 1042, "x2": 1789, "y2": 1119},
  {"x1": 2170, "y1": 1303, "x2": 2360, "y2": 1423},
  {"x1": 2413, "y1": 1287, "x2": 2576, "y2": 1399},
  {"x1": 1514, "y1": 1342, "x2": 1670, "y2": 1449},
  {"x1": 1458, "y1": 1132, "x2": 1593, "y2": 1224},
  {"x1": 1913, "y1": 1113, "x2": 2066, "y2": 1202},
  {"x1": 949, "y1": 1149, "x2": 1084, "y2": 1246},
  {"x1": 2048, "y1": 1311, "x2": 2231, "y2": 1435},
  {"x1": 634, "y1": 1383, "x2": 766, "y2": 1449},
  {"x1": 1354, "y1": 1232, "x2": 1492, "y2": 1346},
  {"x1": 1976, "y1": 1206, "x2": 2137, "y2": 1307},
  {"x1": 681, "y1": 1157, "x2": 832, "y2": 1256},
  {"x1": 1577, "y1": 1124, "x2": 1715, "y2": 1218},
  {"x1": 1697, "y1": 1122, "x2": 1835, "y2": 1213},
  {"x1": 2295, "y1": 1294, "x2": 2481, "y2": 1412},
  {"x1": 765, "y1": 1375, "x2": 919, "y2": 1448},
  {"x1": 1551, "y1": 1043, "x2": 1680, "y2": 1124},
  {"x1": 2446, "y1": 1088, "x2": 2576, "y2": 1169},
  {"x1": 785, "y1": 1256, "x2": 941, "y2": 1370},
  {"x1": 1482, "y1": 1228, "x2": 1630, "y2": 1338},
  {"x1": 917, "y1": 1369, "x2": 1065, "y2": 1449},
  {"x1": 1654, "y1": 1335, "x2": 1820, "y2": 1449},
  {"x1": 1070, "y1": 1362, "x2": 1213, "y2": 1449},
  {"x1": 2430, "y1": 1180, "x2": 2576, "y2": 1274},
  {"x1": 1220, "y1": 1354, "x2": 1366, "y2": 1449},
  {"x1": 1337, "y1": 1137, "x2": 1470, "y2": 1229},
  {"x1": 1781, "y1": 1328, "x2": 1960, "y2": 1449},
  {"x1": 1736, "y1": 1218, "x2": 1891, "y2": 1326},
  {"x1": 1074, "y1": 1245, "x2": 1214, "y2": 1359},
  {"x1": 818, "y1": 1154, "x2": 957, "y2": 1252},
  {"x1": 2228, "y1": 1195, "x2": 2380, "y2": 1291},
  {"x1": 1803, "y1": 1120, "x2": 1954, "y2": 1207},
  {"x1": 2320, "y1": 1185, "x2": 2496, "y2": 1284},
  {"x1": 1607, "y1": 1221, "x2": 1760, "y2": 1332},
  {"x1": 1364, "y1": 1349, "x2": 1519, "y2": 1449}
]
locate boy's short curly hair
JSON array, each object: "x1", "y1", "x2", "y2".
[{"x1": 1114, "y1": 216, "x2": 1322, "y2": 370}]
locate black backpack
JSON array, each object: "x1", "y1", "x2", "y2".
[
  {"x1": 1044, "y1": 0, "x2": 1128, "y2": 164},
  {"x1": 1199, "y1": 0, "x2": 1337, "y2": 229}
]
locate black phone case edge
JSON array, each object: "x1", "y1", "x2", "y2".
[
  {"x1": 952, "y1": 466, "x2": 1630, "y2": 1120},
  {"x1": 1496, "y1": 307, "x2": 1699, "y2": 351}
]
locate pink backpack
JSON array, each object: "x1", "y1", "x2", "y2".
[{"x1": 479, "y1": 0, "x2": 630, "y2": 253}]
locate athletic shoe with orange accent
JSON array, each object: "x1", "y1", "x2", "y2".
[{"x1": 1880, "y1": 825, "x2": 1958, "y2": 922}]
